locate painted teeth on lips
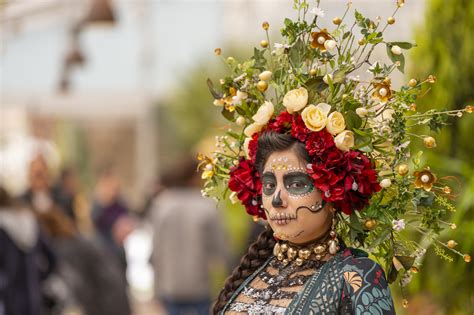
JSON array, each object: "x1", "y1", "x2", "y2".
[{"x1": 271, "y1": 212, "x2": 296, "y2": 225}]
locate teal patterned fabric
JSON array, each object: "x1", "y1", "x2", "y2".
[{"x1": 223, "y1": 248, "x2": 395, "y2": 314}]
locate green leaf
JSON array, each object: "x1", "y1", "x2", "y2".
[
  {"x1": 395, "y1": 256, "x2": 415, "y2": 270},
  {"x1": 350, "y1": 212, "x2": 365, "y2": 232},
  {"x1": 289, "y1": 39, "x2": 305, "y2": 66},
  {"x1": 221, "y1": 107, "x2": 235, "y2": 122},
  {"x1": 343, "y1": 31, "x2": 351, "y2": 40},
  {"x1": 345, "y1": 110, "x2": 363, "y2": 130},
  {"x1": 387, "y1": 262, "x2": 399, "y2": 283},
  {"x1": 305, "y1": 76, "x2": 327, "y2": 93},
  {"x1": 207, "y1": 78, "x2": 222, "y2": 99},
  {"x1": 386, "y1": 44, "x2": 406, "y2": 73},
  {"x1": 390, "y1": 41, "x2": 416, "y2": 49}
]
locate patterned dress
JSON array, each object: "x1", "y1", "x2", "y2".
[{"x1": 223, "y1": 248, "x2": 395, "y2": 314}]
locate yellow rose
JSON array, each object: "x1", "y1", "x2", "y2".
[
  {"x1": 283, "y1": 87, "x2": 308, "y2": 113},
  {"x1": 244, "y1": 123, "x2": 263, "y2": 137},
  {"x1": 334, "y1": 130, "x2": 355, "y2": 151},
  {"x1": 326, "y1": 111, "x2": 346, "y2": 135},
  {"x1": 301, "y1": 103, "x2": 331, "y2": 131},
  {"x1": 252, "y1": 101, "x2": 274, "y2": 125}
]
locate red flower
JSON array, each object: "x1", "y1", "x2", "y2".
[
  {"x1": 291, "y1": 115, "x2": 310, "y2": 142},
  {"x1": 229, "y1": 158, "x2": 264, "y2": 218},
  {"x1": 268, "y1": 111, "x2": 294, "y2": 132},
  {"x1": 248, "y1": 133, "x2": 259, "y2": 162},
  {"x1": 305, "y1": 130, "x2": 335, "y2": 157}
]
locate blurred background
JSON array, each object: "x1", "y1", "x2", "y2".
[{"x1": 0, "y1": 0, "x2": 472, "y2": 314}]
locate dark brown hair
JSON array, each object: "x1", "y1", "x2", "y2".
[{"x1": 213, "y1": 131, "x2": 309, "y2": 314}]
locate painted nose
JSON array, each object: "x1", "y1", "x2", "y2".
[{"x1": 272, "y1": 190, "x2": 284, "y2": 208}]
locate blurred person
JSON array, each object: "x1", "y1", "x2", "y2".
[
  {"x1": 51, "y1": 167, "x2": 93, "y2": 235},
  {"x1": 0, "y1": 186, "x2": 55, "y2": 315},
  {"x1": 150, "y1": 157, "x2": 229, "y2": 315},
  {"x1": 21, "y1": 155, "x2": 132, "y2": 315},
  {"x1": 91, "y1": 168, "x2": 135, "y2": 278}
]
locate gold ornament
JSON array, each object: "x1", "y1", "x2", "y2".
[
  {"x1": 414, "y1": 168, "x2": 437, "y2": 191},
  {"x1": 364, "y1": 219, "x2": 377, "y2": 230},
  {"x1": 443, "y1": 186, "x2": 452, "y2": 194},
  {"x1": 465, "y1": 105, "x2": 473, "y2": 113},
  {"x1": 387, "y1": 16, "x2": 395, "y2": 24},
  {"x1": 295, "y1": 258, "x2": 303, "y2": 266},
  {"x1": 260, "y1": 40, "x2": 269, "y2": 48},
  {"x1": 257, "y1": 80, "x2": 268, "y2": 92},
  {"x1": 410, "y1": 103, "x2": 417, "y2": 111},
  {"x1": 464, "y1": 254, "x2": 472, "y2": 263},
  {"x1": 397, "y1": 0, "x2": 405, "y2": 8},
  {"x1": 447, "y1": 240, "x2": 458, "y2": 249},
  {"x1": 214, "y1": 48, "x2": 222, "y2": 55},
  {"x1": 310, "y1": 29, "x2": 331, "y2": 51},
  {"x1": 408, "y1": 78, "x2": 417, "y2": 87},
  {"x1": 427, "y1": 75, "x2": 436, "y2": 83},
  {"x1": 402, "y1": 299, "x2": 409, "y2": 308},
  {"x1": 333, "y1": 17, "x2": 342, "y2": 25},
  {"x1": 372, "y1": 78, "x2": 392, "y2": 104},
  {"x1": 423, "y1": 136, "x2": 436, "y2": 148},
  {"x1": 262, "y1": 21, "x2": 269, "y2": 30},
  {"x1": 397, "y1": 164, "x2": 409, "y2": 176}
]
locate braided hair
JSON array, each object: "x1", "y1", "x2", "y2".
[{"x1": 212, "y1": 227, "x2": 275, "y2": 314}]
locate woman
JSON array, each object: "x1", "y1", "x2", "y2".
[
  {"x1": 213, "y1": 132, "x2": 395, "y2": 314},
  {"x1": 202, "y1": 1, "x2": 469, "y2": 313}
]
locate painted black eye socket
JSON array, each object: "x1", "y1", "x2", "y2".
[
  {"x1": 284, "y1": 172, "x2": 314, "y2": 195},
  {"x1": 262, "y1": 172, "x2": 277, "y2": 196}
]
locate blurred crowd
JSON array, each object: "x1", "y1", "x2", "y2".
[{"x1": 0, "y1": 153, "x2": 234, "y2": 315}]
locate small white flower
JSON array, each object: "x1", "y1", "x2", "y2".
[
  {"x1": 380, "y1": 178, "x2": 392, "y2": 188},
  {"x1": 356, "y1": 107, "x2": 368, "y2": 117},
  {"x1": 310, "y1": 7, "x2": 325, "y2": 17},
  {"x1": 391, "y1": 45, "x2": 402, "y2": 55},
  {"x1": 323, "y1": 73, "x2": 333, "y2": 84},
  {"x1": 273, "y1": 43, "x2": 291, "y2": 55},
  {"x1": 392, "y1": 219, "x2": 406, "y2": 231}
]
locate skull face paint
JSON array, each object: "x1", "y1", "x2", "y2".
[{"x1": 261, "y1": 149, "x2": 333, "y2": 244}]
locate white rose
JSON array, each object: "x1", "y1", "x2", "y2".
[
  {"x1": 244, "y1": 123, "x2": 263, "y2": 137},
  {"x1": 259, "y1": 70, "x2": 273, "y2": 81},
  {"x1": 283, "y1": 87, "x2": 308, "y2": 113},
  {"x1": 324, "y1": 39, "x2": 337, "y2": 51},
  {"x1": 301, "y1": 103, "x2": 331, "y2": 131},
  {"x1": 326, "y1": 111, "x2": 346, "y2": 135},
  {"x1": 334, "y1": 130, "x2": 355, "y2": 151},
  {"x1": 243, "y1": 137, "x2": 252, "y2": 159},
  {"x1": 356, "y1": 107, "x2": 368, "y2": 117},
  {"x1": 380, "y1": 178, "x2": 392, "y2": 188},
  {"x1": 391, "y1": 45, "x2": 402, "y2": 55},
  {"x1": 252, "y1": 101, "x2": 274, "y2": 125}
]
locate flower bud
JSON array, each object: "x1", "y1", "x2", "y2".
[
  {"x1": 262, "y1": 21, "x2": 269, "y2": 30},
  {"x1": 447, "y1": 240, "x2": 458, "y2": 249},
  {"x1": 423, "y1": 136, "x2": 436, "y2": 148},
  {"x1": 380, "y1": 178, "x2": 392, "y2": 188},
  {"x1": 259, "y1": 70, "x2": 273, "y2": 81},
  {"x1": 391, "y1": 45, "x2": 402, "y2": 55},
  {"x1": 309, "y1": 68, "x2": 317, "y2": 76},
  {"x1": 356, "y1": 107, "x2": 368, "y2": 117},
  {"x1": 408, "y1": 79, "x2": 417, "y2": 87},
  {"x1": 214, "y1": 48, "x2": 222, "y2": 55},
  {"x1": 324, "y1": 39, "x2": 337, "y2": 51},
  {"x1": 387, "y1": 17, "x2": 395, "y2": 24},
  {"x1": 257, "y1": 80, "x2": 268, "y2": 92},
  {"x1": 260, "y1": 40, "x2": 269, "y2": 48},
  {"x1": 397, "y1": 164, "x2": 409, "y2": 176},
  {"x1": 236, "y1": 116, "x2": 246, "y2": 126},
  {"x1": 333, "y1": 17, "x2": 342, "y2": 25}
]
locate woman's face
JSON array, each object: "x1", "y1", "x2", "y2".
[{"x1": 261, "y1": 148, "x2": 332, "y2": 244}]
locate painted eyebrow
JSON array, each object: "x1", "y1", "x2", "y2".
[{"x1": 283, "y1": 171, "x2": 311, "y2": 179}]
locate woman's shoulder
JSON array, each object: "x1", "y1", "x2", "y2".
[{"x1": 339, "y1": 247, "x2": 385, "y2": 274}]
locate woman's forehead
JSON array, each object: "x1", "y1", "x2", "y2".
[{"x1": 263, "y1": 150, "x2": 307, "y2": 171}]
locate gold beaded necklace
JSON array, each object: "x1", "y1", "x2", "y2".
[{"x1": 273, "y1": 228, "x2": 340, "y2": 266}]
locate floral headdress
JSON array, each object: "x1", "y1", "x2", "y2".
[{"x1": 199, "y1": 0, "x2": 472, "y2": 300}]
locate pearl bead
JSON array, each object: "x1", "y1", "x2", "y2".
[
  {"x1": 378, "y1": 88, "x2": 388, "y2": 97},
  {"x1": 318, "y1": 36, "x2": 326, "y2": 44},
  {"x1": 421, "y1": 175, "x2": 430, "y2": 183}
]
